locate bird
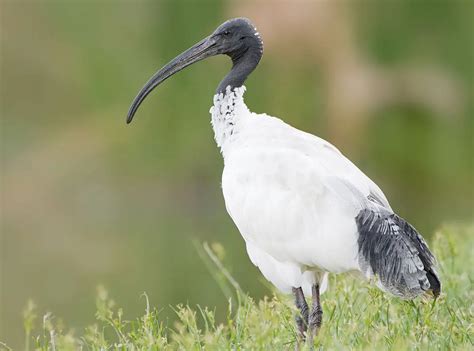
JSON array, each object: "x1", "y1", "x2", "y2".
[{"x1": 126, "y1": 18, "x2": 441, "y2": 345}]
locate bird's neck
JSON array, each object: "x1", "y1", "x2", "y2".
[
  {"x1": 212, "y1": 36, "x2": 262, "y2": 151},
  {"x1": 216, "y1": 37, "x2": 263, "y2": 94},
  {"x1": 210, "y1": 85, "x2": 249, "y2": 151}
]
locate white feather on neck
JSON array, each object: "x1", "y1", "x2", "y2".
[{"x1": 210, "y1": 86, "x2": 250, "y2": 152}]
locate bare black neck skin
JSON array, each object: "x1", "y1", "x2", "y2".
[{"x1": 216, "y1": 38, "x2": 263, "y2": 94}]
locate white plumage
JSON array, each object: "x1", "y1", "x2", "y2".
[{"x1": 212, "y1": 86, "x2": 387, "y2": 296}]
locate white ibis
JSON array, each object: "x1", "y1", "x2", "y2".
[{"x1": 126, "y1": 18, "x2": 441, "y2": 344}]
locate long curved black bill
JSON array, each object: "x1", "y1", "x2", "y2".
[{"x1": 126, "y1": 36, "x2": 217, "y2": 124}]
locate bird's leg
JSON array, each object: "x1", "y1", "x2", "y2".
[
  {"x1": 292, "y1": 287, "x2": 309, "y2": 342},
  {"x1": 307, "y1": 283, "x2": 323, "y2": 347}
]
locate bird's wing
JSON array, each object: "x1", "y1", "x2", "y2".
[
  {"x1": 296, "y1": 129, "x2": 391, "y2": 210},
  {"x1": 294, "y1": 126, "x2": 440, "y2": 298},
  {"x1": 356, "y1": 206, "x2": 441, "y2": 298}
]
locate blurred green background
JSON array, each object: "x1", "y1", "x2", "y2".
[{"x1": 1, "y1": 0, "x2": 472, "y2": 348}]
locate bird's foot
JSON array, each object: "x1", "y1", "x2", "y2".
[
  {"x1": 307, "y1": 305, "x2": 323, "y2": 348},
  {"x1": 306, "y1": 284, "x2": 323, "y2": 349},
  {"x1": 295, "y1": 314, "x2": 307, "y2": 341},
  {"x1": 292, "y1": 287, "x2": 309, "y2": 345}
]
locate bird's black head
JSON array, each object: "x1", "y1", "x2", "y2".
[
  {"x1": 126, "y1": 18, "x2": 263, "y2": 124},
  {"x1": 210, "y1": 18, "x2": 263, "y2": 62}
]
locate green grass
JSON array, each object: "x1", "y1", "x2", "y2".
[{"x1": 12, "y1": 225, "x2": 474, "y2": 350}]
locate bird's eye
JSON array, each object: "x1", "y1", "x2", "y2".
[{"x1": 223, "y1": 30, "x2": 231, "y2": 36}]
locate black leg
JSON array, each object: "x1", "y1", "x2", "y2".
[
  {"x1": 308, "y1": 283, "x2": 323, "y2": 347},
  {"x1": 292, "y1": 287, "x2": 309, "y2": 341}
]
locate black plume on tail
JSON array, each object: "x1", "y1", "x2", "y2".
[{"x1": 356, "y1": 208, "x2": 441, "y2": 299}]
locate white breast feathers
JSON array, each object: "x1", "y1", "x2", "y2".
[{"x1": 209, "y1": 86, "x2": 250, "y2": 150}]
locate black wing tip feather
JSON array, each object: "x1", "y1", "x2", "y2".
[
  {"x1": 426, "y1": 269, "x2": 441, "y2": 298},
  {"x1": 356, "y1": 208, "x2": 441, "y2": 299}
]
